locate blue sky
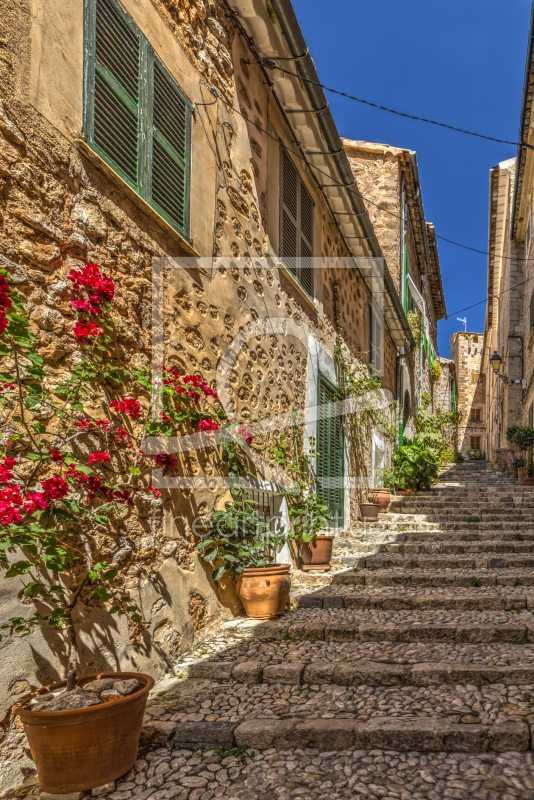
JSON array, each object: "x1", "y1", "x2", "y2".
[{"x1": 292, "y1": 0, "x2": 532, "y2": 357}]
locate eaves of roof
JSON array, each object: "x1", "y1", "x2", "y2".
[
  {"x1": 426, "y1": 224, "x2": 447, "y2": 321},
  {"x1": 511, "y1": 1, "x2": 534, "y2": 240},
  {"x1": 223, "y1": 0, "x2": 415, "y2": 352}
]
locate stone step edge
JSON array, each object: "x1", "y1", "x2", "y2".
[
  {"x1": 161, "y1": 716, "x2": 531, "y2": 753},
  {"x1": 331, "y1": 570, "x2": 534, "y2": 587},
  {"x1": 245, "y1": 620, "x2": 529, "y2": 644},
  {"x1": 180, "y1": 658, "x2": 534, "y2": 688},
  {"x1": 298, "y1": 592, "x2": 534, "y2": 611}
]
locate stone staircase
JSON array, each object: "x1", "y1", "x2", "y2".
[{"x1": 137, "y1": 461, "x2": 534, "y2": 766}]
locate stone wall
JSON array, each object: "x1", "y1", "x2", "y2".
[
  {"x1": 450, "y1": 332, "x2": 486, "y2": 454},
  {"x1": 0, "y1": 1, "x2": 405, "y2": 773}
]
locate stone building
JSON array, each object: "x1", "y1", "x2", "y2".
[
  {"x1": 481, "y1": 7, "x2": 534, "y2": 467},
  {"x1": 450, "y1": 332, "x2": 486, "y2": 455},
  {"x1": 343, "y1": 140, "x2": 447, "y2": 439},
  {"x1": 0, "y1": 0, "x2": 427, "y2": 746}
]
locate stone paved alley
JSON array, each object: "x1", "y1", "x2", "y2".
[{"x1": 9, "y1": 461, "x2": 534, "y2": 800}]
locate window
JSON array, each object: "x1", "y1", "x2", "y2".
[
  {"x1": 280, "y1": 148, "x2": 313, "y2": 296},
  {"x1": 369, "y1": 302, "x2": 382, "y2": 373},
  {"x1": 316, "y1": 376, "x2": 344, "y2": 527},
  {"x1": 470, "y1": 436, "x2": 481, "y2": 450},
  {"x1": 84, "y1": 0, "x2": 193, "y2": 238},
  {"x1": 470, "y1": 408, "x2": 481, "y2": 422},
  {"x1": 530, "y1": 288, "x2": 534, "y2": 331},
  {"x1": 471, "y1": 374, "x2": 479, "y2": 384}
]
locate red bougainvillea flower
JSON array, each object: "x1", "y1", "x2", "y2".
[
  {"x1": 24, "y1": 492, "x2": 50, "y2": 514},
  {"x1": 68, "y1": 262, "x2": 115, "y2": 309},
  {"x1": 0, "y1": 486, "x2": 23, "y2": 525},
  {"x1": 109, "y1": 398, "x2": 142, "y2": 420},
  {"x1": 159, "y1": 412, "x2": 172, "y2": 423},
  {"x1": 113, "y1": 427, "x2": 130, "y2": 442},
  {"x1": 147, "y1": 485, "x2": 162, "y2": 499},
  {"x1": 88, "y1": 452, "x2": 110, "y2": 465},
  {"x1": 236, "y1": 423, "x2": 254, "y2": 445},
  {"x1": 0, "y1": 457, "x2": 16, "y2": 482},
  {"x1": 0, "y1": 275, "x2": 12, "y2": 337},
  {"x1": 49, "y1": 449, "x2": 65, "y2": 463},
  {"x1": 1, "y1": 382, "x2": 15, "y2": 391},
  {"x1": 73, "y1": 321, "x2": 103, "y2": 342},
  {"x1": 75, "y1": 419, "x2": 92, "y2": 429},
  {"x1": 154, "y1": 453, "x2": 178, "y2": 471},
  {"x1": 197, "y1": 418, "x2": 220, "y2": 435},
  {"x1": 41, "y1": 476, "x2": 69, "y2": 500}
]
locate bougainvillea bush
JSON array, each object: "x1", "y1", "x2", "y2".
[{"x1": 0, "y1": 263, "x2": 251, "y2": 689}]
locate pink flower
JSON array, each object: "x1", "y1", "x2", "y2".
[
  {"x1": 24, "y1": 492, "x2": 49, "y2": 514},
  {"x1": 109, "y1": 398, "x2": 142, "y2": 420},
  {"x1": 197, "y1": 418, "x2": 220, "y2": 435},
  {"x1": 0, "y1": 457, "x2": 16, "y2": 482},
  {"x1": 49, "y1": 449, "x2": 65, "y2": 463},
  {"x1": 113, "y1": 427, "x2": 130, "y2": 442},
  {"x1": 159, "y1": 412, "x2": 172, "y2": 423},
  {"x1": 73, "y1": 321, "x2": 103, "y2": 342},
  {"x1": 236, "y1": 423, "x2": 254, "y2": 445},
  {"x1": 88, "y1": 451, "x2": 110, "y2": 464},
  {"x1": 147, "y1": 485, "x2": 162, "y2": 499},
  {"x1": 41, "y1": 476, "x2": 69, "y2": 500},
  {"x1": 75, "y1": 419, "x2": 93, "y2": 429},
  {"x1": 154, "y1": 453, "x2": 178, "y2": 471},
  {"x1": 0, "y1": 485, "x2": 22, "y2": 525}
]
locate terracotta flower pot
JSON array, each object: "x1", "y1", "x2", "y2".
[
  {"x1": 524, "y1": 475, "x2": 534, "y2": 486},
  {"x1": 518, "y1": 467, "x2": 526, "y2": 484},
  {"x1": 359, "y1": 502, "x2": 380, "y2": 520},
  {"x1": 299, "y1": 535, "x2": 334, "y2": 566},
  {"x1": 237, "y1": 563, "x2": 291, "y2": 619},
  {"x1": 13, "y1": 671, "x2": 154, "y2": 793},
  {"x1": 368, "y1": 488, "x2": 391, "y2": 512}
]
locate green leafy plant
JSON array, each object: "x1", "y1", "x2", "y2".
[
  {"x1": 430, "y1": 360, "x2": 442, "y2": 383},
  {"x1": 196, "y1": 486, "x2": 286, "y2": 580},
  {"x1": 374, "y1": 466, "x2": 396, "y2": 491},
  {"x1": 391, "y1": 442, "x2": 439, "y2": 491},
  {"x1": 406, "y1": 311, "x2": 423, "y2": 348},
  {"x1": 414, "y1": 393, "x2": 461, "y2": 463}
]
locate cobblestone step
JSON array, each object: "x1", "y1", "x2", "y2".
[
  {"x1": 364, "y1": 554, "x2": 534, "y2": 569},
  {"x1": 184, "y1": 657, "x2": 534, "y2": 687},
  {"x1": 370, "y1": 541, "x2": 534, "y2": 554},
  {"x1": 298, "y1": 591, "x2": 534, "y2": 610},
  {"x1": 332, "y1": 568, "x2": 534, "y2": 586}
]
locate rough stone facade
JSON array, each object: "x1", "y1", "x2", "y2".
[
  {"x1": 0, "y1": 0, "x2": 415, "y2": 777},
  {"x1": 450, "y1": 332, "x2": 486, "y2": 455}
]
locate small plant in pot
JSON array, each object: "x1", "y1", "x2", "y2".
[
  {"x1": 507, "y1": 427, "x2": 534, "y2": 486},
  {"x1": 288, "y1": 491, "x2": 333, "y2": 568},
  {"x1": 197, "y1": 486, "x2": 290, "y2": 619}
]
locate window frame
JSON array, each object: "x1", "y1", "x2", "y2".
[
  {"x1": 279, "y1": 146, "x2": 314, "y2": 297},
  {"x1": 470, "y1": 407, "x2": 481, "y2": 422},
  {"x1": 83, "y1": 0, "x2": 193, "y2": 240},
  {"x1": 470, "y1": 436, "x2": 481, "y2": 450}
]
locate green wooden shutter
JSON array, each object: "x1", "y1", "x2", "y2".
[
  {"x1": 300, "y1": 179, "x2": 313, "y2": 296},
  {"x1": 151, "y1": 56, "x2": 192, "y2": 237},
  {"x1": 280, "y1": 147, "x2": 314, "y2": 297},
  {"x1": 89, "y1": 0, "x2": 141, "y2": 189},
  {"x1": 316, "y1": 377, "x2": 344, "y2": 527}
]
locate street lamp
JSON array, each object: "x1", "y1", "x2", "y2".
[{"x1": 490, "y1": 351, "x2": 502, "y2": 374}]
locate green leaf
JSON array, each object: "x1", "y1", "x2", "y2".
[
  {"x1": 212, "y1": 565, "x2": 227, "y2": 581},
  {"x1": 74, "y1": 465, "x2": 93, "y2": 476},
  {"x1": 102, "y1": 568, "x2": 118, "y2": 581},
  {"x1": 0, "y1": 371, "x2": 14, "y2": 382},
  {"x1": 53, "y1": 508, "x2": 77, "y2": 522},
  {"x1": 128, "y1": 466, "x2": 141, "y2": 475},
  {"x1": 203, "y1": 549, "x2": 218, "y2": 562},
  {"x1": 25, "y1": 352, "x2": 44, "y2": 367},
  {"x1": 62, "y1": 498, "x2": 82, "y2": 513},
  {"x1": 93, "y1": 514, "x2": 108, "y2": 525},
  {"x1": 5, "y1": 560, "x2": 33, "y2": 578},
  {"x1": 23, "y1": 582, "x2": 45, "y2": 598},
  {"x1": 25, "y1": 452, "x2": 47, "y2": 461},
  {"x1": 31, "y1": 422, "x2": 47, "y2": 434}
]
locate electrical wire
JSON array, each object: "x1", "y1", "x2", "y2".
[
  {"x1": 261, "y1": 61, "x2": 534, "y2": 153},
  {"x1": 197, "y1": 91, "x2": 533, "y2": 333}
]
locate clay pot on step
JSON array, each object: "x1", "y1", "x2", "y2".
[
  {"x1": 299, "y1": 535, "x2": 334, "y2": 567},
  {"x1": 236, "y1": 563, "x2": 291, "y2": 619},
  {"x1": 518, "y1": 466, "x2": 526, "y2": 484},
  {"x1": 523, "y1": 476, "x2": 534, "y2": 486},
  {"x1": 368, "y1": 488, "x2": 391, "y2": 512},
  {"x1": 359, "y1": 502, "x2": 380, "y2": 520},
  {"x1": 12, "y1": 672, "x2": 154, "y2": 793}
]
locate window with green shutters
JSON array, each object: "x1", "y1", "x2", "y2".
[
  {"x1": 84, "y1": 0, "x2": 192, "y2": 239},
  {"x1": 316, "y1": 376, "x2": 344, "y2": 527},
  {"x1": 280, "y1": 148, "x2": 314, "y2": 297}
]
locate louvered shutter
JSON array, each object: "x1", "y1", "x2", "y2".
[
  {"x1": 530, "y1": 289, "x2": 534, "y2": 330},
  {"x1": 92, "y1": 0, "x2": 140, "y2": 188},
  {"x1": 316, "y1": 377, "x2": 344, "y2": 527},
  {"x1": 281, "y1": 149, "x2": 298, "y2": 276},
  {"x1": 151, "y1": 57, "x2": 191, "y2": 237},
  {"x1": 280, "y1": 148, "x2": 314, "y2": 296}
]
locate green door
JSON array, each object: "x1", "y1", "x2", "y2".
[{"x1": 316, "y1": 376, "x2": 344, "y2": 527}]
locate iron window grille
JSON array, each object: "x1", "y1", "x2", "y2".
[{"x1": 84, "y1": 0, "x2": 193, "y2": 239}]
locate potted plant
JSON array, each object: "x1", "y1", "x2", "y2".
[
  {"x1": 197, "y1": 486, "x2": 290, "y2": 619},
  {"x1": 288, "y1": 491, "x2": 333, "y2": 568},
  {"x1": 0, "y1": 264, "x2": 256, "y2": 791},
  {"x1": 507, "y1": 427, "x2": 534, "y2": 486},
  {"x1": 359, "y1": 501, "x2": 380, "y2": 519},
  {"x1": 511, "y1": 456, "x2": 525, "y2": 483},
  {"x1": 370, "y1": 467, "x2": 395, "y2": 508}
]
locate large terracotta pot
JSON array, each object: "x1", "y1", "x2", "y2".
[
  {"x1": 368, "y1": 488, "x2": 391, "y2": 512},
  {"x1": 518, "y1": 467, "x2": 526, "y2": 484},
  {"x1": 359, "y1": 502, "x2": 380, "y2": 520},
  {"x1": 299, "y1": 535, "x2": 334, "y2": 566},
  {"x1": 13, "y1": 671, "x2": 154, "y2": 793},
  {"x1": 237, "y1": 563, "x2": 291, "y2": 619},
  {"x1": 524, "y1": 475, "x2": 534, "y2": 486}
]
